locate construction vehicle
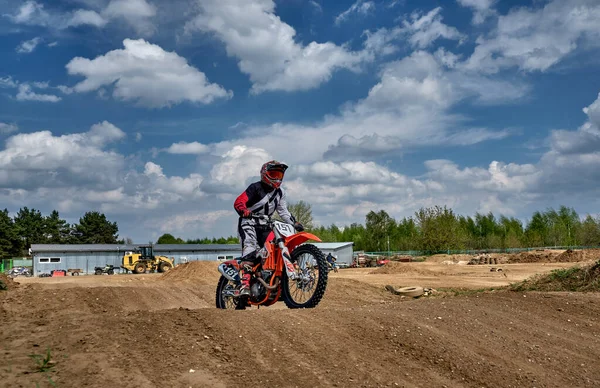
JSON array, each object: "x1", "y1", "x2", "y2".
[{"x1": 121, "y1": 245, "x2": 174, "y2": 274}]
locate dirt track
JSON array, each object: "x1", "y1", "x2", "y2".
[{"x1": 2, "y1": 258, "x2": 600, "y2": 387}]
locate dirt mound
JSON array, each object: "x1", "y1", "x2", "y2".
[
  {"x1": 160, "y1": 260, "x2": 221, "y2": 284},
  {"x1": 506, "y1": 250, "x2": 562, "y2": 263},
  {"x1": 425, "y1": 254, "x2": 473, "y2": 263},
  {"x1": 511, "y1": 261, "x2": 600, "y2": 292},
  {"x1": 555, "y1": 249, "x2": 588, "y2": 262},
  {"x1": 320, "y1": 278, "x2": 394, "y2": 307},
  {"x1": 0, "y1": 274, "x2": 18, "y2": 291},
  {"x1": 369, "y1": 262, "x2": 435, "y2": 276}
]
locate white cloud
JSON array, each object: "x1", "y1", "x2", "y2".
[
  {"x1": 400, "y1": 7, "x2": 466, "y2": 48},
  {"x1": 67, "y1": 9, "x2": 107, "y2": 27},
  {"x1": 211, "y1": 50, "x2": 526, "y2": 165},
  {"x1": 537, "y1": 92, "x2": 600, "y2": 189},
  {"x1": 159, "y1": 210, "x2": 230, "y2": 234},
  {"x1": 0, "y1": 122, "x2": 125, "y2": 189},
  {"x1": 7, "y1": 0, "x2": 156, "y2": 34},
  {"x1": 103, "y1": 0, "x2": 156, "y2": 35},
  {"x1": 0, "y1": 123, "x2": 18, "y2": 134},
  {"x1": 456, "y1": 0, "x2": 496, "y2": 25},
  {"x1": 66, "y1": 39, "x2": 232, "y2": 108},
  {"x1": 86, "y1": 121, "x2": 126, "y2": 146},
  {"x1": 16, "y1": 37, "x2": 42, "y2": 54},
  {"x1": 166, "y1": 141, "x2": 210, "y2": 155},
  {"x1": 465, "y1": 0, "x2": 600, "y2": 73},
  {"x1": 9, "y1": 1, "x2": 48, "y2": 25},
  {"x1": 335, "y1": 0, "x2": 375, "y2": 26},
  {"x1": 16, "y1": 84, "x2": 61, "y2": 102},
  {"x1": 0, "y1": 77, "x2": 18, "y2": 88},
  {"x1": 362, "y1": 28, "x2": 401, "y2": 56},
  {"x1": 201, "y1": 145, "x2": 271, "y2": 195},
  {"x1": 135, "y1": 132, "x2": 142, "y2": 142},
  {"x1": 185, "y1": 0, "x2": 368, "y2": 93}
]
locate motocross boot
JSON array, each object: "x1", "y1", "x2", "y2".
[
  {"x1": 237, "y1": 251, "x2": 258, "y2": 297},
  {"x1": 239, "y1": 272, "x2": 251, "y2": 297}
]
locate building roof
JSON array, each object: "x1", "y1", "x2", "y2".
[
  {"x1": 313, "y1": 242, "x2": 354, "y2": 250},
  {"x1": 30, "y1": 244, "x2": 242, "y2": 253},
  {"x1": 30, "y1": 241, "x2": 353, "y2": 253}
]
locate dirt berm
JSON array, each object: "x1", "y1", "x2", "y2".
[
  {"x1": 370, "y1": 261, "x2": 436, "y2": 276},
  {"x1": 0, "y1": 273, "x2": 18, "y2": 291},
  {"x1": 161, "y1": 260, "x2": 221, "y2": 284}
]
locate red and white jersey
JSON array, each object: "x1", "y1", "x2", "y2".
[{"x1": 234, "y1": 181, "x2": 295, "y2": 224}]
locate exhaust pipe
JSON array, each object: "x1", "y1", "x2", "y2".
[{"x1": 257, "y1": 277, "x2": 279, "y2": 290}]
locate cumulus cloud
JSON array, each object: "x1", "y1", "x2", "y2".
[
  {"x1": 201, "y1": 145, "x2": 270, "y2": 195},
  {"x1": 537, "y1": 92, "x2": 600, "y2": 190},
  {"x1": 166, "y1": 141, "x2": 210, "y2": 155},
  {"x1": 335, "y1": 0, "x2": 375, "y2": 26},
  {"x1": 0, "y1": 121, "x2": 125, "y2": 189},
  {"x1": 210, "y1": 50, "x2": 526, "y2": 165},
  {"x1": 16, "y1": 37, "x2": 42, "y2": 54},
  {"x1": 465, "y1": 0, "x2": 600, "y2": 73},
  {"x1": 456, "y1": 0, "x2": 497, "y2": 25},
  {"x1": 185, "y1": 0, "x2": 368, "y2": 93},
  {"x1": 67, "y1": 9, "x2": 107, "y2": 27},
  {"x1": 66, "y1": 39, "x2": 232, "y2": 108},
  {"x1": 7, "y1": 0, "x2": 156, "y2": 34}
]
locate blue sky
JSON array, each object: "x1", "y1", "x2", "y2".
[{"x1": 1, "y1": 0, "x2": 600, "y2": 242}]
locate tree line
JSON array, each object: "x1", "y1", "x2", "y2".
[
  {"x1": 155, "y1": 202, "x2": 600, "y2": 252},
  {"x1": 310, "y1": 205, "x2": 600, "y2": 252},
  {"x1": 0, "y1": 208, "x2": 122, "y2": 258},
  {"x1": 4, "y1": 203, "x2": 600, "y2": 259}
]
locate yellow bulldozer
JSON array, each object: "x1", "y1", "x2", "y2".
[{"x1": 121, "y1": 245, "x2": 174, "y2": 274}]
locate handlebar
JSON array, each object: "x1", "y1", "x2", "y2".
[{"x1": 244, "y1": 214, "x2": 273, "y2": 224}]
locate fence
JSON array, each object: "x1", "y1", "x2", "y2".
[{"x1": 364, "y1": 245, "x2": 600, "y2": 257}]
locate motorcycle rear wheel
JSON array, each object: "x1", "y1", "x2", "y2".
[
  {"x1": 282, "y1": 244, "x2": 328, "y2": 309},
  {"x1": 215, "y1": 275, "x2": 247, "y2": 310}
]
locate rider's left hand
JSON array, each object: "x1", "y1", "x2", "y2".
[{"x1": 294, "y1": 222, "x2": 304, "y2": 232}]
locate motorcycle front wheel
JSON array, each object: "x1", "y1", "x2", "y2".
[{"x1": 283, "y1": 244, "x2": 328, "y2": 309}]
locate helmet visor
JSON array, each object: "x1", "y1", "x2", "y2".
[{"x1": 266, "y1": 170, "x2": 284, "y2": 180}]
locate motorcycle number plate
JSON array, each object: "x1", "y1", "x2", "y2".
[
  {"x1": 219, "y1": 264, "x2": 240, "y2": 282},
  {"x1": 274, "y1": 221, "x2": 295, "y2": 237}
]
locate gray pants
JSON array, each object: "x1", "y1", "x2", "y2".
[{"x1": 238, "y1": 218, "x2": 271, "y2": 258}]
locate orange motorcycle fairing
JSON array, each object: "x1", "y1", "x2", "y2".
[
  {"x1": 261, "y1": 236, "x2": 277, "y2": 271},
  {"x1": 285, "y1": 232, "x2": 322, "y2": 252}
]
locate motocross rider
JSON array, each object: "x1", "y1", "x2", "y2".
[{"x1": 233, "y1": 160, "x2": 304, "y2": 296}]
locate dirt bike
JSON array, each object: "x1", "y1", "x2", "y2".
[{"x1": 215, "y1": 215, "x2": 328, "y2": 310}]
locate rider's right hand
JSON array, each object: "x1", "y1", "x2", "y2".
[{"x1": 242, "y1": 209, "x2": 252, "y2": 218}]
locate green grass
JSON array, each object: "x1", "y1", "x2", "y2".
[
  {"x1": 510, "y1": 261, "x2": 600, "y2": 292},
  {"x1": 29, "y1": 347, "x2": 55, "y2": 373},
  {"x1": 29, "y1": 347, "x2": 58, "y2": 387},
  {"x1": 0, "y1": 280, "x2": 6, "y2": 291}
]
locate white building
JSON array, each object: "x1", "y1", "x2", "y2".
[{"x1": 30, "y1": 242, "x2": 354, "y2": 276}]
